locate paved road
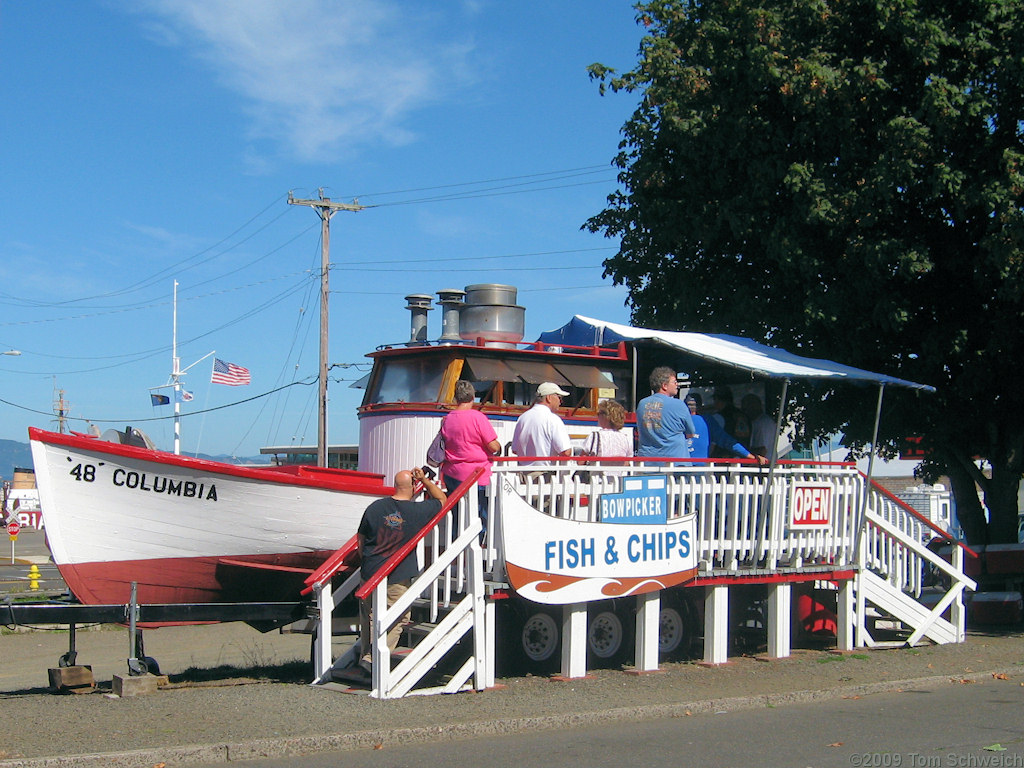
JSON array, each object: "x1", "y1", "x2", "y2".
[{"x1": 202, "y1": 679, "x2": 1024, "y2": 768}]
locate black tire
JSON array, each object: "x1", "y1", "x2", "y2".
[
  {"x1": 730, "y1": 585, "x2": 768, "y2": 655},
  {"x1": 497, "y1": 601, "x2": 561, "y2": 676},
  {"x1": 659, "y1": 593, "x2": 697, "y2": 661},
  {"x1": 587, "y1": 602, "x2": 635, "y2": 668}
]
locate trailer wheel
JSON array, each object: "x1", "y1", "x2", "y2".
[
  {"x1": 587, "y1": 604, "x2": 634, "y2": 667},
  {"x1": 520, "y1": 610, "x2": 560, "y2": 665},
  {"x1": 659, "y1": 595, "x2": 696, "y2": 660},
  {"x1": 497, "y1": 602, "x2": 561, "y2": 676}
]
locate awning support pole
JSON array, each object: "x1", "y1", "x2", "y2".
[
  {"x1": 864, "y1": 383, "x2": 886, "y2": 487},
  {"x1": 754, "y1": 378, "x2": 789, "y2": 564},
  {"x1": 853, "y1": 382, "x2": 886, "y2": 647}
]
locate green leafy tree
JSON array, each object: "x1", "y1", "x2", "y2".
[{"x1": 587, "y1": 0, "x2": 1024, "y2": 544}]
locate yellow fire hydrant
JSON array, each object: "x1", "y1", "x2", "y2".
[{"x1": 28, "y1": 564, "x2": 40, "y2": 590}]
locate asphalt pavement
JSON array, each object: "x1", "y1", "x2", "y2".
[
  {"x1": 2, "y1": 526, "x2": 1024, "y2": 768},
  {"x1": 191, "y1": 681, "x2": 1024, "y2": 768}
]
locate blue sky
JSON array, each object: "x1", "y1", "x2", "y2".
[{"x1": 0, "y1": 1, "x2": 643, "y2": 459}]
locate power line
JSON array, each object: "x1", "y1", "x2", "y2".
[
  {"x1": 0, "y1": 379, "x2": 316, "y2": 425},
  {"x1": 368, "y1": 178, "x2": 615, "y2": 208},
  {"x1": 349, "y1": 165, "x2": 610, "y2": 199}
]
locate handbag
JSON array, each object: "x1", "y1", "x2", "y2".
[
  {"x1": 426, "y1": 430, "x2": 446, "y2": 467},
  {"x1": 574, "y1": 431, "x2": 601, "y2": 482}
]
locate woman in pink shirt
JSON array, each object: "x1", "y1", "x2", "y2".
[{"x1": 440, "y1": 380, "x2": 500, "y2": 531}]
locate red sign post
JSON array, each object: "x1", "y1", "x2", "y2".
[{"x1": 7, "y1": 520, "x2": 19, "y2": 565}]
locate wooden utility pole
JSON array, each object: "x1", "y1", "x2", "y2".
[{"x1": 287, "y1": 190, "x2": 363, "y2": 468}]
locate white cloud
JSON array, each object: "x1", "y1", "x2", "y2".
[{"x1": 134, "y1": 0, "x2": 475, "y2": 161}]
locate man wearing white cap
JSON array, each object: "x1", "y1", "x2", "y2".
[{"x1": 512, "y1": 382, "x2": 573, "y2": 468}]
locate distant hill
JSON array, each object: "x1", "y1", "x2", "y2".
[
  {"x1": 0, "y1": 439, "x2": 33, "y2": 482},
  {"x1": 0, "y1": 438, "x2": 264, "y2": 483}
]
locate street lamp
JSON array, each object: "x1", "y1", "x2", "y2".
[{"x1": 2, "y1": 350, "x2": 21, "y2": 356}]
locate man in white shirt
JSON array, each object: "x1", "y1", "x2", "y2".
[{"x1": 511, "y1": 382, "x2": 572, "y2": 467}]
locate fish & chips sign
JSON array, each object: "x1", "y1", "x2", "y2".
[{"x1": 500, "y1": 476, "x2": 697, "y2": 605}]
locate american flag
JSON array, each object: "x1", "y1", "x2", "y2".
[{"x1": 211, "y1": 358, "x2": 251, "y2": 386}]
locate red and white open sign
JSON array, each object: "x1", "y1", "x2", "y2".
[{"x1": 789, "y1": 483, "x2": 833, "y2": 529}]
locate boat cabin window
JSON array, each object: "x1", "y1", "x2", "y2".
[
  {"x1": 367, "y1": 357, "x2": 447, "y2": 404},
  {"x1": 466, "y1": 356, "x2": 623, "y2": 411},
  {"x1": 365, "y1": 352, "x2": 630, "y2": 411}
]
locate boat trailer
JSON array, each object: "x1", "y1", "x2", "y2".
[{"x1": 2, "y1": 586, "x2": 311, "y2": 678}]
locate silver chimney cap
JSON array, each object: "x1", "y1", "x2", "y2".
[
  {"x1": 405, "y1": 293, "x2": 433, "y2": 344},
  {"x1": 436, "y1": 288, "x2": 466, "y2": 342}
]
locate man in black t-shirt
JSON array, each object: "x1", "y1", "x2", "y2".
[{"x1": 354, "y1": 466, "x2": 446, "y2": 677}]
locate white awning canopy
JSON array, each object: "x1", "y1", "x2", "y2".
[{"x1": 537, "y1": 315, "x2": 933, "y2": 392}]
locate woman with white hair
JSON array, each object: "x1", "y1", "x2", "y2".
[{"x1": 582, "y1": 399, "x2": 633, "y2": 458}]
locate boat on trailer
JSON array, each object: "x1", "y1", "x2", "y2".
[{"x1": 27, "y1": 282, "x2": 971, "y2": 691}]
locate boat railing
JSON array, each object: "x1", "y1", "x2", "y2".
[
  {"x1": 486, "y1": 458, "x2": 867, "y2": 576},
  {"x1": 375, "y1": 337, "x2": 630, "y2": 360},
  {"x1": 484, "y1": 457, "x2": 975, "y2": 651}
]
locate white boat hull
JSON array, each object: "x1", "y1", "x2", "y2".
[{"x1": 29, "y1": 428, "x2": 388, "y2": 606}]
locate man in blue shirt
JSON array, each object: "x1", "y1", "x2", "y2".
[
  {"x1": 636, "y1": 366, "x2": 697, "y2": 458},
  {"x1": 686, "y1": 394, "x2": 766, "y2": 465}
]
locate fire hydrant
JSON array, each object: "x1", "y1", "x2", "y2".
[{"x1": 28, "y1": 564, "x2": 40, "y2": 590}]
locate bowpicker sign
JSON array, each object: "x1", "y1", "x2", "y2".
[{"x1": 500, "y1": 478, "x2": 697, "y2": 605}]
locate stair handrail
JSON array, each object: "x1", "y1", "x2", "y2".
[
  {"x1": 864, "y1": 475, "x2": 977, "y2": 557},
  {"x1": 356, "y1": 467, "x2": 485, "y2": 601},
  {"x1": 301, "y1": 535, "x2": 360, "y2": 596}
]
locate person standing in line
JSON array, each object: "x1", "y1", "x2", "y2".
[
  {"x1": 582, "y1": 399, "x2": 633, "y2": 458},
  {"x1": 440, "y1": 380, "x2": 500, "y2": 529},
  {"x1": 636, "y1": 366, "x2": 696, "y2": 459},
  {"x1": 687, "y1": 394, "x2": 766, "y2": 466},
  {"x1": 511, "y1": 382, "x2": 573, "y2": 467},
  {"x1": 349, "y1": 466, "x2": 447, "y2": 682}
]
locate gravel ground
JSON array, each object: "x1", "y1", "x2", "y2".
[{"x1": 1, "y1": 621, "x2": 1022, "y2": 768}]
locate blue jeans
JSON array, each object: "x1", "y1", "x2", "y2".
[{"x1": 443, "y1": 474, "x2": 489, "y2": 534}]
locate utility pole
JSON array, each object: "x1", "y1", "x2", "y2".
[{"x1": 287, "y1": 189, "x2": 363, "y2": 468}]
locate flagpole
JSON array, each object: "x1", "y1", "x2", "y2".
[
  {"x1": 162, "y1": 280, "x2": 214, "y2": 455},
  {"x1": 172, "y1": 281, "x2": 181, "y2": 455}
]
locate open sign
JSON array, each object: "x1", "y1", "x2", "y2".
[{"x1": 789, "y1": 483, "x2": 833, "y2": 529}]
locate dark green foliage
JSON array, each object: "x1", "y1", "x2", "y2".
[{"x1": 588, "y1": 0, "x2": 1024, "y2": 543}]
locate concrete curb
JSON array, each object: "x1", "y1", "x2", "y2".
[{"x1": 0, "y1": 667, "x2": 1015, "y2": 768}]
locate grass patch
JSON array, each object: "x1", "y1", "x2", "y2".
[{"x1": 168, "y1": 659, "x2": 310, "y2": 686}]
